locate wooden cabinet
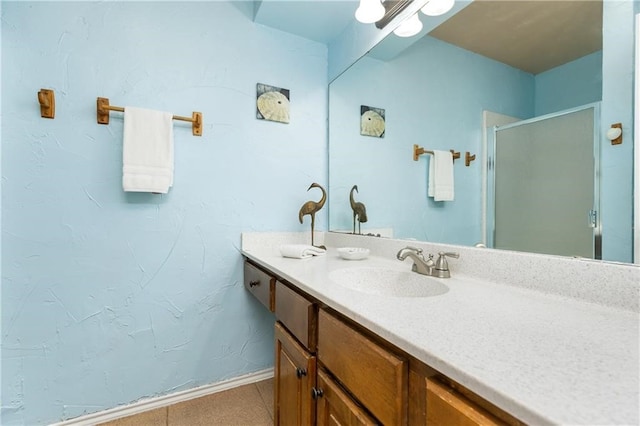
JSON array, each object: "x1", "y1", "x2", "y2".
[
  {"x1": 426, "y1": 377, "x2": 503, "y2": 426},
  {"x1": 243, "y1": 261, "x2": 275, "y2": 312},
  {"x1": 273, "y1": 280, "x2": 319, "y2": 425},
  {"x1": 318, "y1": 309, "x2": 407, "y2": 426},
  {"x1": 425, "y1": 376, "x2": 523, "y2": 426},
  {"x1": 274, "y1": 322, "x2": 316, "y2": 425},
  {"x1": 243, "y1": 259, "x2": 522, "y2": 426},
  {"x1": 275, "y1": 280, "x2": 317, "y2": 351},
  {"x1": 314, "y1": 369, "x2": 378, "y2": 426}
]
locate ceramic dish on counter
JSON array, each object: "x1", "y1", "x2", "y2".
[{"x1": 337, "y1": 247, "x2": 370, "y2": 260}]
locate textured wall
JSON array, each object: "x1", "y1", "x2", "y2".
[
  {"x1": 534, "y1": 51, "x2": 603, "y2": 116},
  {"x1": 1, "y1": 2, "x2": 328, "y2": 424},
  {"x1": 329, "y1": 36, "x2": 534, "y2": 245}
]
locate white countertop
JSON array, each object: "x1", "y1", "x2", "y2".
[{"x1": 242, "y1": 244, "x2": 639, "y2": 425}]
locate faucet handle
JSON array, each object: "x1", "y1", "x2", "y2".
[
  {"x1": 438, "y1": 251, "x2": 459, "y2": 259},
  {"x1": 435, "y1": 252, "x2": 459, "y2": 272}
]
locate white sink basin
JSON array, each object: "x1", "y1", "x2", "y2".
[{"x1": 329, "y1": 267, "x2": 449, "y2": 298}]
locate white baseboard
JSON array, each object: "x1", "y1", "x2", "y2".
[{"x1": 51, "y1": 368, "x2": 274, "y2": 426}]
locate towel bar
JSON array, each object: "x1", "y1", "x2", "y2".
[
  {"x1": 96, "y1": 97, "x2": 202, "y2": 136},
  {"x1": 413, "y1": 144, "x2": 460, "y2": 162}
]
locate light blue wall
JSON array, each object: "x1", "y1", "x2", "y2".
[
  {"x1": 535, "y1": 51, "x2": 603, "y2": 116},
  {"x1": 329, "y1": 36, "x2": 534, "y2": 244},
  {"x1": 600, "y1": 0, "x2": 635, "y2": 263},
  {"x1": 1, "y1": 2, "x2": 328, "y2": 424}
]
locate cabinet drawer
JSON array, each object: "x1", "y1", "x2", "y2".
[
  {"x1": 318, "y1": 309, "x2": 407, "y2": 426},
  {"x1": 244, "y1": 261, "x2": 275, "y2": 312},
  {"x1": 275, "y1": 281, "x2": 317, "y2": 351},
  {"x1": 426, "y1": 377, "x2": 504, "y2": 426}
]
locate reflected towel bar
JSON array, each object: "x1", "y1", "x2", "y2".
[
  {"x1": 96, "y1": 97, "x2": 202, "y2": 136},
  {"x1": 413, "y1": 144, "x2": 460, "y2": 162},
  {"x1": 465, "y1": 151, "x2": 476, "y2": 167}
]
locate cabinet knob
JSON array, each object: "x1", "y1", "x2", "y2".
[
  {"x1": 296, "y1": 367, "x2": 307, "y2": 378},
  {"x1": 249, "y1": 280, "x2": 260, "y2": 288},
  {"x1": 311, "y1": 387, "x2": 324, "y2": 399}
]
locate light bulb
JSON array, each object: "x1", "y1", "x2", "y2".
[
  {"x1": 421, "y1": 0, "x2": 455, "y2": 16},
  {"x1": 393, "y1": 13, "x2": 423, "y2": 37},
  {"x1": 355, "y1": 0, "x2": 385, "y2": 24}
]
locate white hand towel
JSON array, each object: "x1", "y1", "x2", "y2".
[
  {"x1": 123, "y1": 106, "x2": 174, "y2": 193},
  {"x1": 428, "y1": 150, "x2": 454, "y2": 201},
  {"x1": 280, "y1": 244, "x2": 326, "y2": 259}
]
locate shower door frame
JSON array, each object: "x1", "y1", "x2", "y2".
[{"x1": 487, "y1": 103, "x2": 601, "y2": 259}]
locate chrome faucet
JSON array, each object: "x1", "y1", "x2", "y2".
[
  {"x1": 396, "y1": 246, "x2": 434, "y2": 276},
  {"x1": 397, "y1": 247, "x2": 459, "y2": 278}
]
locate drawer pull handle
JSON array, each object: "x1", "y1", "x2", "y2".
[
  {"x1": 311, "y1": 387, "x2": 324, "y2": 399},
  {"x1": 296, "y1": 367, "x2": 307, "y2": 378},
  {"x1": 249, "y1": 280, "x2": 260, "y2": 288}
]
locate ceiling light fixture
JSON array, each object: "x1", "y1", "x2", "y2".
[
  {"x1": 355, "y1": 0, "x2": 386, "y2": 24},
  {"x1": 393, "y1": 12, "x2": 423, "y2": 37},
  {"x1": 421, "y1": 0, "x2": 455, "y2": 16}
]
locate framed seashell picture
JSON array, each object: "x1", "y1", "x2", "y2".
[
  {"x1": 256, "y1": 83, "x2": 290, "y2": 124},
  {"x1": 360, "y1": 105, "x2": 385, "y2": 138}
]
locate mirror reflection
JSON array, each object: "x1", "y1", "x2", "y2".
[{"x1": 329, "y1": 0, "x2": 636, "y2": 263}]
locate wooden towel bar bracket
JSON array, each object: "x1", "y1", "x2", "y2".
[
  {"x1": 465, "y1": 152, "x2": 476, "y2": 167},
  {"x1": 96, "y1": 97, "x2": 203, "y2": 136},
  {"x1": 413, "y1": 144, "x2": 460, "y2": 163},
  {"x1": 38, "y1": 89, "x2": 55, "y2": 119}
]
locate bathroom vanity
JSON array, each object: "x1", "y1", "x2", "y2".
[{"x1": 242, "y1": 232, "x2": 639, "y2": 425}]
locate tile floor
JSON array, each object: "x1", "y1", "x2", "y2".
[{"x1": 100, "y1": 378, "x2": 273, "y2": 426}]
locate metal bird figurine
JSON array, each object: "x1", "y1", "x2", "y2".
[
  {"x1": 298, "y1": 182, "x2": 327, "y2": 248},
  {"x1": 350, "y1": 185, "x2": 368, "y2": 235}
]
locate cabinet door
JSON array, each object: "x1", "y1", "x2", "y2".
[
  {"x1": 275, "y1": 322, "x2": 316, "y2": 425},
  {"x1": 426, "y1": 377, "x2": 503, "y2": 426},
  {"x1": 315, "y1": 369, "x2": 378, "y2": 426},
  {"x1": 318, "y1": 309, "x2": 407, "y2": 425}
]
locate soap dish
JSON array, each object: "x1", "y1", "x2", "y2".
[{"x1": 337, "y1": 247, "x2": 370, "y2": 261}]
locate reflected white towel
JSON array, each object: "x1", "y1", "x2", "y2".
[
  {"x1": 428, "y1": 150, "x2": 454, "y2": 201},
  {"x1": 279, "y1": 244, "x2": 326, "y2": 259},
  {"x1": 123, "y1": 106, "x2": 174, "y2": 193}
]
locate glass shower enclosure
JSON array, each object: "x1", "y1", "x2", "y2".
[{"x1": 487, "y1": 104, "x2": 601, "y2": 259}]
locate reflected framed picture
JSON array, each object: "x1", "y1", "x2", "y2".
[
  {"x1": 256, "y1": 83, "x2": 290, "y2": 124},
  {"x1": 360, "y1": 105, "x2": 385, "y2": 138}
]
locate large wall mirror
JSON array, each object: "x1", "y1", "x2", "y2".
[{"x1": 329, "y1": 0, "x2": 637, "y2": 264}]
